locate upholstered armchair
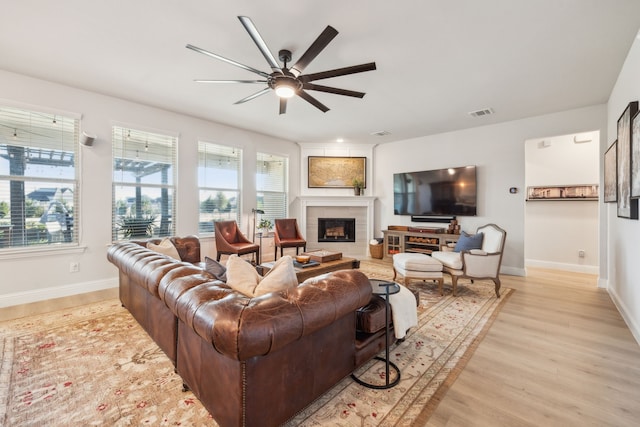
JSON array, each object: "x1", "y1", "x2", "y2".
[
  {"x1": 273, "y1": 218, "x2": 306, "y2": 259},
  {"x1": 431, "y1": 223, "x2": 506, "y2": 297},
  {"x1": 214, "y1": 220, "x2": 260, "y2": 264}
]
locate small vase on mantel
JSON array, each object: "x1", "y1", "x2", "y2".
[{"x1": 352, "y1": 178, "x2": 364, "y2": 196}]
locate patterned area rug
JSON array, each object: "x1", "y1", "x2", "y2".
[{"x1": 0, "y1": 260, "x2": 511, "y2": 426}]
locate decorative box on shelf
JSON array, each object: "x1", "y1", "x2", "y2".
[
  {"x1": 408, "y1": 227, "x2": 445, "y2": 234},
  {"x1": 388, "y1": 225, "x2": 409, "y2": 231},
  {"x1": 302, "y1": 250, "x2": 343, "y2": 263}
]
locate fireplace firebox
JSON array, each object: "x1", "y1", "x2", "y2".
[{"x1": 318, "y1": 218, "x2": 356, "y2": 243}]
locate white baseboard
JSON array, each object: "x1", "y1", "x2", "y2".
[
  {"x1": 501, "y1": 266, "x2": 526, "y2": 277},
  {"x1": 597, "y1": 277, "x2": 608, "y2": 289},
  {"x1": 0, "y1": 278, "x2": 118, "y2": 308},
  {"x1": 525, "y1": 259, "x2": 599, "y2": 275},
  {"x1": 607, "y1": 285, "x2": 640, "y2": 346}
]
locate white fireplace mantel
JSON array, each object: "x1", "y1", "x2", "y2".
[{"x1": 297, "y1": 196, "x2": 376, "y2": 256}]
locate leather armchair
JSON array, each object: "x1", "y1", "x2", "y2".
[
  {"x1": 431, "y1": 223, "x2": 506, "y2": 297},
  {"x1": 274, "y1": 218, "x2": 306, "y2": 259},
  {"x1": 214, "y1": 220, "x2": 260, "y2": 264}
]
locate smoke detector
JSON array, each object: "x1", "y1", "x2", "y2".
[{"x1": 468, "y1": 108, "x2": 494, "y2": 117}]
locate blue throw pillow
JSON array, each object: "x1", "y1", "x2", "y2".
[{"x1": 454, "y1": 231, "x2": 484, "y2": 252}]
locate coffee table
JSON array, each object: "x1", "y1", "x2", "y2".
[{"x1": 260, "y1": 257, "x2": 359, "y2": 283}]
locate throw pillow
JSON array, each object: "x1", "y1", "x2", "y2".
[
  {"x1": 454, "y1": 231, "x2": 484, "y2": 252},
  {"x1": 254, "y1": 255, "x2": 298, "y2": 296},
  {"x1": 204, "y1": 256, "x2": 227, "y2": 282},
  {"x1": 147, "y1": 238, "x2": 180, "y2": 260},
  {"x1": 225, "y1": 254, "x2": 261, "y2": 297},
  {"x1": 225, "y1": 254, "x2": 299, "y2": 297}
]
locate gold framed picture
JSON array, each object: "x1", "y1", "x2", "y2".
[{"x1": 307, "y1": 156, "x2": 366, "y2": 188}]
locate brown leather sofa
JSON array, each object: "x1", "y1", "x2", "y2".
[{"x1": 107, "y1": 237, "x2": 381, "y2": 427}]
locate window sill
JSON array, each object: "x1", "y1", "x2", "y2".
[{"x1": 0, "y1": 244, "x2": 87, "y2": 260}]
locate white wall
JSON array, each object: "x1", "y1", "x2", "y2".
[
  {"x1": 0, "y1": 70, "x2": 299, "y2": 307},
  {"x1": 606, "y1": 33, "x2": 640, "y2": 343},
  {"x1": 524, "y1": 132, "x2": 600, "y2": 274},
  {"x1": 374, "y1": 105, "x2": 607, "y2": 277}
]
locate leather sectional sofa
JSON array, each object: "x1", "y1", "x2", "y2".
[{"x1": 107, "y1": 236, "x2": 393, "y2": 427}]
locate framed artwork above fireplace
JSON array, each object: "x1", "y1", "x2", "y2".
[{"x1": 307, "y1": 156, "x2": 366, "y2": 188}]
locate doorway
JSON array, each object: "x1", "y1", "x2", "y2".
[{"x1": 524, "y1": 131, "x2": 600, "y2": 275}]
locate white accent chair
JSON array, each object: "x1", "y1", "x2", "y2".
[{"x1": 431, "y1": 224, "x2": 506, "y2": 297}]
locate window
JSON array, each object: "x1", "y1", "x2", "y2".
[
  {"x1": 198, "y1": 142, "x2": 241, "y2": 234},
  {"x1": 112, "y1": 126, "x2": 176, "y2": 240},
  {"x1": 256, "y1": 152, "x2": 288, "y2": 224},
  {"x1": 0, "y1": 105, "x2": 79, "y2": 249}
]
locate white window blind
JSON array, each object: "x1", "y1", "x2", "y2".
[
  {"x1": 198, "y1": 142, "x2": 242, "y2": 234},
  {"x1": 256, "y1": 152, "x2": 288, "y2": 224},
  {"x1": 0, "y1": 105, "x2": 79, "y2": 249},
  {"x1": 112, "y1": 126, "x2": 177, "y2": 240}
]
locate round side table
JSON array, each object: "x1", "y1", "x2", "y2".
[{"x1": 351, "y1": 279, "x2": 401, "y2": 389}]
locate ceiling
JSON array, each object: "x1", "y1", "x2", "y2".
[{"x1": 2, "y1": 1, "x2": 640, "y2": 145}]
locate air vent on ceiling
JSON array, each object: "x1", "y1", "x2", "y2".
[
  {"x1": 371, "y1": 130, "x2": 391, "y2": 137},
  {"x1": 468, "y1": 108, "x2": 494, "y2": 117}
]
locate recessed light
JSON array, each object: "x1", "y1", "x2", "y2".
[{"x1": 336, "y1": 138, "x2": 344, "y2": 143}]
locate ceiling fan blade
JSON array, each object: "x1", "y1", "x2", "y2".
[
  {"x1": 297, "y1": 90, "x2": 330, "y2": 113},
  {"x1": 186, "y1": 44, "x2": 270, "y2": 78},
  {"x1": 194, "y1": 79, "x2": 267, "y2": 84},
  {"x1": 302, "y1": 83, "x2": 365, "y2": 98},
  {"x1": 279, "y1": 98, "x2": 287, "y2": 115},
  {"x1": 290, "y1": 26, "x2": 339, "y2": 77},
  {"x1": 234, "y1": 87, "x2": 272, "y2": 104},
  {"x1": 300, "y1": 62, "x2": 377, "y2": 82},
  {"x1": 238, "y1": 16, "x2": 283, "y2": 74}
]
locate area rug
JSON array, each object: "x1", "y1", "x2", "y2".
[{"x1": 0, "y1": 260, "x2": 512, "y2": 426}]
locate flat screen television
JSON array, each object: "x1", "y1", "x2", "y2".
[{"x1": 393, "y1": 165, "x2": 477, "y2": 217}]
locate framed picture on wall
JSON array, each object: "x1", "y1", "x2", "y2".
[
  {"x1": 616, "y1": 101, "x2": 639, "y2": 218},
  {"x1": 526, "y1": 185, "x2": 598, "y2": 201},
  {"x1": 307, "y1": 156, "x2": 366, "y2": 188},
  {"x1": 631, "y1": 110, "x2": 640, "y2": 198},
  {"x1": 604, "y1": 140, "x2": 617, "y2": 203}
]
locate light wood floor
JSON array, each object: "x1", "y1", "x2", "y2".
[
  {"x1": 2, "y1": 267, "x2": 639, "y2": 426},
  {"x1": 0, "y1": 288, "x2": 118, "y2": 322},
  {"x1": 426, "y1": 268, "x2": 640, "y2": 427}
]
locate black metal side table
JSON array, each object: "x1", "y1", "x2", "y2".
[{"x1": 351, "y1": 279, "x2": 401, "y2": 389}]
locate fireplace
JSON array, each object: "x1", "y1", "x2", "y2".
[
  {"x1": 297, "y1": 196, "x2": 375, "y2": 257},
  {"x1": 318, "y1": 218, "x2": 356, "y2": 243}
]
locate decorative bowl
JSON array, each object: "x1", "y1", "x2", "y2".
[{"x1": 295, "y1": 255, "x2": 311, "y2": 264}]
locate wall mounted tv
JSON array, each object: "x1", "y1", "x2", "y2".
[{"x1": 393, "y1": 165, "x2": 477, "y2": 217}]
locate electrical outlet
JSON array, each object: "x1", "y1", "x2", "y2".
[
  {"x1": 578, "y1": 250, "x2": 585, "y2": 258},
  {"x1": 69, "y1": 262, "x2": 79, "y2": 273}
]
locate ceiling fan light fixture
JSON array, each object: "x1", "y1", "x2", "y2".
[
  {"x1": 275, "y1": 84, "x2": 296, "y2": 98},
  {"x1": 274, "y1": 79, "x2": 298, "y2": 98}
]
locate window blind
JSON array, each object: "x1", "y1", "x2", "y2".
[
  {"x1": 0, "y1": 105, "x2": 79, "y2": 249},
  {"x1": 112, "y1": 126, "x2": 177, "y2": 240},
  {"x1": 256, "y1": 152, "x2": 288, "y2": 224},
  {"x1": 198, "y1": 142, "x2": 242, "y2": 234}
]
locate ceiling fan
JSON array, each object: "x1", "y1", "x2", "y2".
[{"x1": 186, "y1": 16, "x2": 376, "y2": 114}]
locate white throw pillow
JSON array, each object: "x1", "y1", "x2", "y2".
[
  {"x1": 225, "y1": 254, "x2": 298, "y2": 297},
  {"x1": 147, "y1": 238, "x2": 180, "y2": 260},
  {"x1": 226, "y1": 254, "x2": 262, "y2": 297},
  {"x1": 255, "y1": 255, "x2": 298, "y2": 296}
]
